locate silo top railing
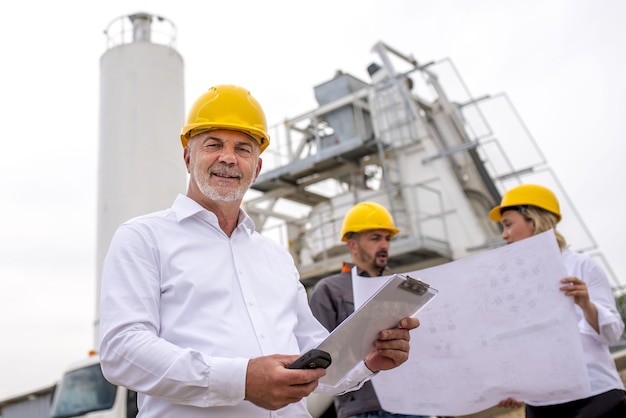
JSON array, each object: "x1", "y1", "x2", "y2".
[{"x1": 103, "y1": 12, "x2": 177, "y2": 50}]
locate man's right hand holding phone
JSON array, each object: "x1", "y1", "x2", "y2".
[{"x1": 245, "y1": 354, "x2": 327, "y2": 410}]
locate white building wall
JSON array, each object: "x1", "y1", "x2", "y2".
[{"x1": 397, "y1": 141, "x2": 492, "y2": 259}]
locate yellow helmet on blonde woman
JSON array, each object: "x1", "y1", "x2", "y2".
[
  {"x1": 489, "y1": 184, "x2": 561, "y2": 222},
  {"x1": 180, "y1": 85, "x2": 270, "y2": 153},
  {"x1": 340, "y1": 202, "x2": 400, "y2": 242}
]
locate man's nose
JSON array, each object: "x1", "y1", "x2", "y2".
[{"x1": 217, "y1": 145, "x2": 237, "y2": 164}]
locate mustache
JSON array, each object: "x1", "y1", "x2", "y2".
[
  {"x1": 375, "y1": 250, "x2": 388, "y2": 257},
  {"x1": 210, "y1": 163, "x2": 242, "y2": 178}
]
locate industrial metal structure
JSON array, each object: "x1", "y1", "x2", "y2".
[{"x1": 244, "y1": 41, "x2": 616, "y2": 290}]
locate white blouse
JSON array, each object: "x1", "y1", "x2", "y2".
[{"x1": 528, "y1": 248, "x2": 625, "y2": 406}]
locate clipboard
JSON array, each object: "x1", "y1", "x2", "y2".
[{"x1": 316, "y1": 274, "x2": 438, "y2": 386}]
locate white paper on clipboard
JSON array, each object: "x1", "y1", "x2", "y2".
[{"x1": 316, "y1": 274, "x2": 438, "y2": 386}]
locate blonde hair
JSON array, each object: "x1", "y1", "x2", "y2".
[{"x1": 519, "y1": 206, "x2": 568, "y2": 250}]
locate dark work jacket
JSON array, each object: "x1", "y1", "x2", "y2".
[{"x1": 308, "y1": 263, "x2": 383, "y2": 418}]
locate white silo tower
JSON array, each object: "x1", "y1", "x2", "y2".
[{"x1": 95, "y1": 12, "x2": 187, "y2": 342}]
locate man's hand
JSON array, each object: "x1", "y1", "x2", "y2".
[
  {"x1": 245, "y1": 354, "x2": 326, "y2": 410},
  {"x1": 364, "y1": 317, "x2": 420, "y2": 372}
]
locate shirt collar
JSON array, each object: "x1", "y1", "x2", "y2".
[
  {"x1": 341, "y1": 261, "x2": 390, "y2": 277},
  {"x1": 341, "y1": 262, "x2": 369, "y2": 276},
  {"x1": 172, "y1": 194, "x2": 256, "y2": 234}
]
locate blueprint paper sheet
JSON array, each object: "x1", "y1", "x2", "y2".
[{"x1": 352, "y1": 230, "x2": 590, "y2": 416}]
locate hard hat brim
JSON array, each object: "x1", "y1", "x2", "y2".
[
  {"x1": 181, "y1": 124, "x2": 269, "y2": 152},
  {"x1": 489, "y1": 205, "x2": 503, "y2": 222}
]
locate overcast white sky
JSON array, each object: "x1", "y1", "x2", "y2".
[{"x1": 1, "y1": 0, "x2": 625, "y2": 400}]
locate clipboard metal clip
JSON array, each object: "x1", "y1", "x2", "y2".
[{"x1": 397, "y1": 274, "x2": 430, "y2": 296}]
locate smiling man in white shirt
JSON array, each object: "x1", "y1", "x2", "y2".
[{"x1": 98, "y1": 84, "x2": 420, "y2": 418}]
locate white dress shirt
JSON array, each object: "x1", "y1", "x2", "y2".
[
  {"x1": 527, "y1": 248, "x2": 625, "y2": 406},
  {"x1": 99, "y1": 194, "x2": 372, "y2": 417}
]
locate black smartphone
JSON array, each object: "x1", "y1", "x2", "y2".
[{"x1": 286, "y1": 349, "x2": 332, "y2": 369}]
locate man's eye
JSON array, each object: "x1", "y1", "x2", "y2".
[{"x1": 237, "y1": 147, "x2": 252, "y2": 154}]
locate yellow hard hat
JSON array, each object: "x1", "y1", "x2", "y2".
[
  {"x1": 180, "y1": 85, "x2": 270, "y2": 153},
  {"x1": 340, "y1": 202, "x2": 400, "y2": 242},
  {"x1": 489, "y1": 184, "x2": 561, "y2": 222}
]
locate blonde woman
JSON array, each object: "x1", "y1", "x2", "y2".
[{"x1": 490, "y1": 184, "x2": 626, "y2": 418}]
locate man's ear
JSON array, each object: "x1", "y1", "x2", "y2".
[
  {"x1": 252, "y1": 157, "x2": 263, "y2": 183},
  {"x1": 346, "y1": 238, "x2": 357, "y2": 253},
  {"x1": 183, "y1": 147, "x2": 191, "y2": 173}
]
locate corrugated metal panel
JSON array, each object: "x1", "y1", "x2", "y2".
[{"x1": 1, "y1": 387, "x2": 54, "y2": 418}]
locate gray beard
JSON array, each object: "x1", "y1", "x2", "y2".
[
  {"x1": 198, "y1": 182, "x2": 243, "y2": 202},
  {"x1": 192, "y1": 166, "x2": 247, "y2": 203}
]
